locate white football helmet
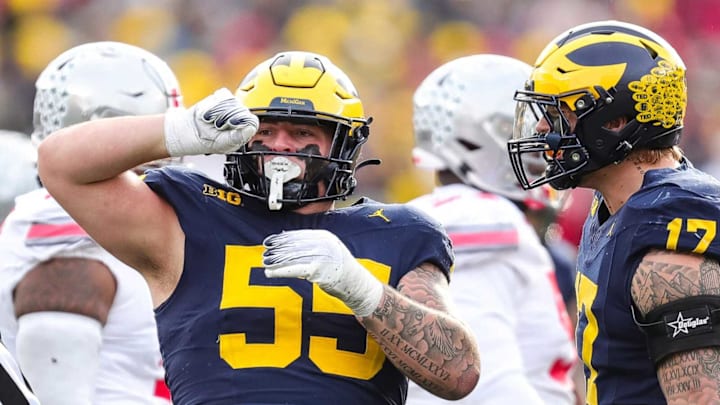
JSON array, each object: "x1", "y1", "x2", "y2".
[
  {"x1": 0, "y1": 131, "x2": 38, "y2": 220},
  {"x1": 31, "y1": 41, "x2": 183, "y2": 146},
  {"x1": 412, "y1": 54, "x2": 561, "y2": 209}
]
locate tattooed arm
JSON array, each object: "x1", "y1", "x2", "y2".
[
  {"x1": 631, "y1": 249, "x2": 720, "y2": 405},
  {"x1": 358, "y1": 263, "x2": 481, "y2": 400}
]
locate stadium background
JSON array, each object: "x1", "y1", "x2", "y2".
[{"x1": 0, "y1": 0, "x2": 717, "y2": 204}]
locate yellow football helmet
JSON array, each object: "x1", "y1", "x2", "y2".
[
  {"x1": 226, "y1": 51, "x2": 373, "y2": 209},
  {"x1": 508, "y1": 20, "x2": 687, "y2": 190}
]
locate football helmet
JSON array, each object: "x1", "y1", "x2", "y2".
[
  {"x1": 413, "y1": 54, "x2": 561, "y2": 209},
  {"x1": 0, "y1": 131, "x2": 39, "y2": 220},
  {"x1": 31, "y1": 41, "x2": 183, "y2": 169},
  {"x1": 508, "y1": 20, "x2": 687, "y2": 190},
  {"x1": 227, "y1": 51, "x2": 373, "y2": 210}
]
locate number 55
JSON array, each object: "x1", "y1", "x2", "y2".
[{"x1": 219, "y1": 245, "x2": 390, "y2": 380}]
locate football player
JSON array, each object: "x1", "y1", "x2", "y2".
[
  {"x1": 0, "y1": 42, "x2": 181, "y2": 405},
  {"x1": 507, "y1": 20, "x2": 720, "y2": 404},
  {"x1": 405, "y1": 54, "x2": 579, "y2": 405},
  {"x1": 36, "y1": 51, "x2": 481, "y2": 403},
  {"x1": 0, "y1": 132, "x2": 41, "y2": 405}
]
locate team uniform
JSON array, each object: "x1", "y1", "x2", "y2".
[
  {"x1": 405, "y1": 184, "x2": 577, "y2": 405},
  {"x1": 575, "y1": 161, "x2": 720, "y2": 405},
  {"x1": 0, "y1": 188, "x2": 171, "y2": 404},
  {"x1": 0, "y1": 341, "x2": 40, "y2": 405},
  {"x1": 144, "y1": 167, "x2": 454, "y2": 405}
]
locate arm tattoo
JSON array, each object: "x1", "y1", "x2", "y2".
[
  {"x1": 700, "y1": 260, "x2": 720, "y2": 295},
  {"x1": 361, "y1": 263, "x2": 478, "y2": 398},
  {"x1": 631, "y1": 252, "x2": 720, "y2": 314},
  {"x1": 631, "y1": 251, "x2": 720, "y2": 403},
  {"x1": 658, "y1": 348, "x2": 720, "y2": 403},
  {"x1": 376, "y1": 263, "x2": 456, "y2": 348}
]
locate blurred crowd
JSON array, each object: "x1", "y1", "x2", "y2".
[{"x1": 0, "y1": 0, "x2": 718, "y2": 208}]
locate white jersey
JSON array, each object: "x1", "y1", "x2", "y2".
[
  {"x1": 0, "y1": 188, "x2": 170, "y2": 404},
  {"x1": 406, "y1": 184, "x2": 577, "y2": 405}
]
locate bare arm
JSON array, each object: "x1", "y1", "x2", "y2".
[
  {"x1": 631, "y1": 249, "x2": 720, "y2": 405},
  {"x1": 359, "y1": 263, "x2": 480, "y2": 400},
  {"x1": 37, "y1": 115, "x2": 184, "y2": 304},
  {"x1": 15, "y1": 258, "x2": 116, "y2": 322}
]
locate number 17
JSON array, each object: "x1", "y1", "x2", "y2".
[{"x1": 666, "y1": 218, "x2": 716, "y2": 254}]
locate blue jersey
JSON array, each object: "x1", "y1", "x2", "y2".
[
  {"x1": 144, "y1": 167, "x2": 454, "y2": 405},
  {"x1": 576, "y1": 161, "x2": 720, "y2": 405}
]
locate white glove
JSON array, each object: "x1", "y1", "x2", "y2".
[
  {"x1": 263, "y1": 229, "x2": 384, "y2": 317},
  {"x1": 164, "y1": 88, "x2": 259, "y2": 156}
]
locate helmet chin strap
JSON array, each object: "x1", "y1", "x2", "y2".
[{"x1": 264, "y1": 157, "x2": 302, "y2": 210}]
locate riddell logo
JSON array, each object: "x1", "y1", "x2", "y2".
[{"x1": 666, "y1": 312, "x2": 710, "y2": 338}]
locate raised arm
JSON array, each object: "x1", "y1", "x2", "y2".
[
  {"x1": 37, "y1": 113, "x2": 179, "y2": 288},
  {"x1": 631, "y1": 249, "x2": 720, "y2": 405},
  {"x1": 37, "y1": 89, "x2": 258, "y2": 301}
]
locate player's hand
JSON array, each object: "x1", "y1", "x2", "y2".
[
  {"x1": 163, "y1": 88, "x2": 259, "y2": 156},
  {"x1": 263, "y1": 229, "x2": 384, "y2": 317}
]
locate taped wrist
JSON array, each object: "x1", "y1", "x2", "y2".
[
  {"x1": 342, "y1": 262, "x2": 384, "y2": 317},
  {"x1": 632, "y1": 295, "x2": 720, "y2": 365},
  {"x1": 164, "y1": 107, "x2": 201, "y2": 157}
]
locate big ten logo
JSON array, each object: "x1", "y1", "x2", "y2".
[{"x1": 203, "y1": 184, "x2": 242, "y2": 206}]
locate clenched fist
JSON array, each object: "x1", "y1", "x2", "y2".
[{"x1": 164, "y1": 88, "x2": 259, "y2": 156}]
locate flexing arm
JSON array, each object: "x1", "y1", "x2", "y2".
[
  {"x1": 363, "y1": 264, "x2": 480, "y2": 400},
  {"x1": 37, "y1": 114, "x2": 183, "y2": 301},
  {"x1": 631, "y1": 249, "x2": 720, "y2": 405},
  {"x1": 37, "y1": 89, "x2": 258, "y2": 302}
]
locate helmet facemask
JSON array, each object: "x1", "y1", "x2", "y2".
[
  {"x1": 509, "y1": 89, "x2": 594, "y2": 190},
  {"x1": 508, "y1": 20, "x2": 687, "y2": 191},
  {"x1": 227, "y1": 51, "x2": 374, "y2": 211},
  {"x1": 225, "y1": 114, "x2": 370, "y2": 211}
]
